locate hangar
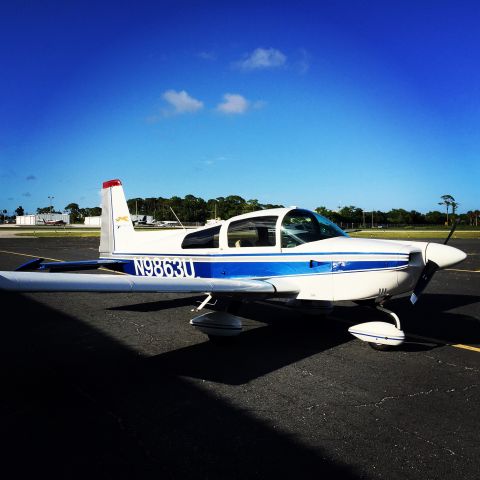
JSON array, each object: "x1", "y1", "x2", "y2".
[{"x1": 16, "y1": 213, "x2": 70, "y2": 225}]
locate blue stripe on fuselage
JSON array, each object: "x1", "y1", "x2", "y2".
[{"x1": 111, "y1": 257, "x2": 408, "y2": 279}]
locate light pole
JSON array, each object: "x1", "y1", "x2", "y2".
[{"x1": 48, "y1": 196, "x2": 54, "y2": 220}]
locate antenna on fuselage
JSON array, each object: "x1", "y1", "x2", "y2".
[{"x1": 169, "y1": 207, "x2": 186, "y2": 230}]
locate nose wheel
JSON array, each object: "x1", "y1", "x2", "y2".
[
  {"x1": 368, "y1": 305, "x2": 403, "y2": 350},
  {"x1": 348, "y1": 302, "x2": 405, "y2": 349}
]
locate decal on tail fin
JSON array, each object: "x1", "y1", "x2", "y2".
[{"x1": 99, "y1": 179, "x2": 135, "y2": 256}]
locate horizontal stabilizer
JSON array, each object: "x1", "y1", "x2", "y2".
[
  {"x1": 15, "y1": 259, "x2": 128, "y2": 272},
  {"x1": 15, "y1": 257, "x2": 45, "y2": 271}
]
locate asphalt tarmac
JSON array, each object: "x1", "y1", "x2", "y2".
[{"x1": 0, "y1": 237, "x2": 479, "y2": 480}]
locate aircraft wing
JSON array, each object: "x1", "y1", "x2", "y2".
[{"x1": 0, "y1": 271, "x2": 298, "y2": 295}]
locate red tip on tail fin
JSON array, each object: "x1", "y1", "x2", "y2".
[{"x1": 102, "y1": 179, "x2": 122, "y2": 189}]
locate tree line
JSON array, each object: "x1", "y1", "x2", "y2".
[
  {"x1": 317, "y1": 195, "x2": 478, "y2": 227},
  {"x1": 9, "y1": 193, "x2": 479, "y2": 227},
  {"x1": 125, "y1": 195, "x2": 284, "y2": 224},
  {"x1": 315, "y1": 205, "x2": 479, "y2": 227}
]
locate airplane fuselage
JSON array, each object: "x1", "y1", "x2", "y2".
[{"x1": 100, "y1": 207, "x2": 431, "y2": 302}]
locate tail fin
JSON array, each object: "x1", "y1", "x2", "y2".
[{"x1": 99, "y1": 179, "x2": 135, "y2": 256}]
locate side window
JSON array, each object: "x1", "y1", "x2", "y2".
[
  {"x1": 182, "y1": 225, "x2": 220, "y2": 249},
  {"x1": 228, "y1": 216, "x2": 277, "y2": 247}
]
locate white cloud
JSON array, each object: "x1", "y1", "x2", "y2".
[
  {"x1": 162, "y1": 90, "x2": 203, "y2": 115},
  {"x1": 216, "y1": 94, "x2": 249, "y2": 114},
  {"x1": 235, "y1": 47, "x2": 287, "y2": 71}
]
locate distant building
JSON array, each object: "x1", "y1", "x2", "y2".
[
  {"x1": 16, "y1": 215, "x2": 36, "y2": 226},
  {"x1": 84, "y1": 216, "x2": 101, "y2": 227},
  {"x1": 16, "y1": 213, "x2": 70, "y2": 225}
]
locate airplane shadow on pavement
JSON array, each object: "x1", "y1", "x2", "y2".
[
  {"x1": 1, "y1": 292, "x2": 361, "y2": 480},
  {"x1": 110, "y1": 296, "x2": 357, "y2": 384}
]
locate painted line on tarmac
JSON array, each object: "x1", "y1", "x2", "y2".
[
  {"x1": 450, "y1": 344, "x2": 480, "y2": 353},
  {"x1": 0, "y1": 249, "x2": 63, "y2": 262},
  {"x1": 407, "y1": 333, "x2": 480, "y2": 353},
  {"x1": 0, "y1": 249, "x2": 125, "y2": 274},
  {"x1": 446, "y1": 268, "x2": 480, "y2": 273}
]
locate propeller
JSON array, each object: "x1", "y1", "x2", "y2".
[
  {"x1": 410, "y1": 220, "x2": 458, "y2": 305},
  {"x1": 410, "y1": 259, "x2": 439, "y2": 304},
  {"x1": 443, "y1": 218, "x2": 458, "y2": 245}
]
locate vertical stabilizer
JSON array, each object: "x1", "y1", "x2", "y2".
[{"x1": 99, "y1": 179, "x2": 135, "y2": 256}]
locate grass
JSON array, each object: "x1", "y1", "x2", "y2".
[
  {"x1": 349, "y1": 230, "x2": 480, "y2": 240},
  {"x1": 16, "y1": 231, "x2": 100, "y2": 237}
]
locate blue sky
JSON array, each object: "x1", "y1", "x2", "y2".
[{"x1": 1, "y1": 0, "x2": 479, "y2": 216}]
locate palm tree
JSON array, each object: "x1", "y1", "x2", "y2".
[
  {"x1": 450, "y1": 200, "x2": 460, "y2": 223},
  {"x1": 438, "y1": 194, "x2": 455, "y2": 225}
]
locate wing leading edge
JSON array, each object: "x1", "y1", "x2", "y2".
[{"x1": 0, "y1": 270, "x2": 298, "y2": 295}]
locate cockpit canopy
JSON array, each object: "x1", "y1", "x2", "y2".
[{"x1": 181, "y1": 208, "x2": 347, "y2": 250}]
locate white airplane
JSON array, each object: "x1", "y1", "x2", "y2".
[
  {"x1": 0, "y1": 179, "x2": 467, "y2": 349},
  {"x1": 41, "y1": 218, "x2": 67, "y2": 226}
]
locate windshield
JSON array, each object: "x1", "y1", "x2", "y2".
[{"x1": 281, "y1": 209, "x2": 347, "y2": 248}]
